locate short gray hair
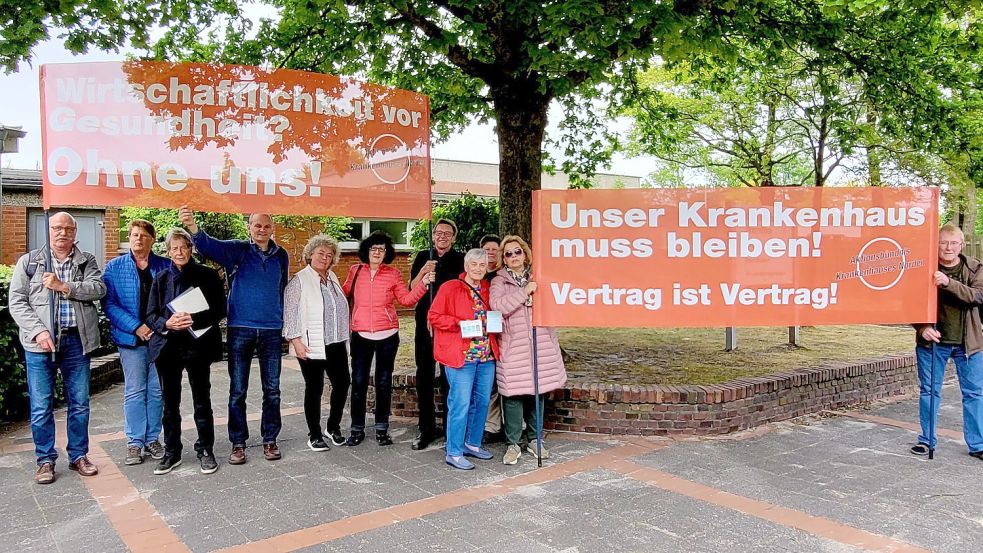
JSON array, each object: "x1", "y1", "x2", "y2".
[
  {"x1": 303, "y1": 234, "x2": 340, "y2": 267},
  {"x1": 164, "y1": 227, "x2": 194, "y2": 251},
  {"x1": 464, "y1": 248, "x2": 487, "y2": 266}
]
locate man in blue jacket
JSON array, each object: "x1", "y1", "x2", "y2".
[
  {"x1": 179, "y1": 206, "x2": 289, "y2": 464},
  {"x1": 102, "y1": 219, "x2": 170, "y2": 466}
]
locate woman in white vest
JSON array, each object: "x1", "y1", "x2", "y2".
[{"x1": 283, "y1": 235, "x2": 351, "y2": 451}]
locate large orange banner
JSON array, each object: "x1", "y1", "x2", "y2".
[
  {"x1": 40, "y1": 61, "x2": 431, "y2": 218},
  {"x1": 532, "y1": 187, "x2": 939, "y2": 327}
]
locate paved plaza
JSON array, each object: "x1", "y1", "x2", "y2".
[{"x1": 0, "y1": 360, "x2": 979, "y2": 552}]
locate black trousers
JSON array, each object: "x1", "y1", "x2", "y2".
[
  {"x1": 298, "y1": 342, "x2": 351, "y2": 439},
  {"x1": 157, "y1": 352, "x2": 214, "y2": 456},
  {"x1": 349, "y1": 332, "x2": 399, "y2": 432},
  {"x1": 414, "y1": 322, "x2": 449, "y2": 434}
]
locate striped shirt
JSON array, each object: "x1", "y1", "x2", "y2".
[{"x1": 52, "y1": 256, "x2": 77, "y2": 329}]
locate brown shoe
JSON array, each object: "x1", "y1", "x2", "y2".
[
  {"x1": 35, "y1": 462, "x2": 56, "y2": 485},
  {"x1": 125, "y1": 445, "x2": 144, "y2": 465},
  {"x1": 69, "y1": 456, "x2": 98, "y2": 476},
  {"x1": 228, "y1": 446, "x2": 246, "y2": 465},
  {"x1": 263, "y1": 442, "x2": 282, "y2": 461}
]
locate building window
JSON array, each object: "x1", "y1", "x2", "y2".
[{"x1": 340, "y1": 220, "x2": 415, "y2": 251}]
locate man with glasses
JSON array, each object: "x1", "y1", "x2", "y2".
[
  {"x1": 409, "y1": 219, "x2": 464, "y2": 450},
  {"x1": 179, "y1": 206, "x2": 289, "y2": 465},
  {"x1": 8, "y1": 212, "x2": 106, "y2": 484},
  {"x1": 911, "y1": 224, "x2": 983, "y2": 461}
]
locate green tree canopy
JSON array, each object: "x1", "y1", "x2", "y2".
[{"x1": 9, "y1": 1, "x2": 982, "y2": 238}]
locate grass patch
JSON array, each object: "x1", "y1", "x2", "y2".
[{"x1": 392, "y1": 315, "x2": 912, "y2": 386}]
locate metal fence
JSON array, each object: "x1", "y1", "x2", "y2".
[{"x1": 966, "y1": 235, "x2": 983, "y2": 259}]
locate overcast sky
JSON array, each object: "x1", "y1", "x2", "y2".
[{"x1": 0, "y1": 38, "x2": 652, "y2": 179}]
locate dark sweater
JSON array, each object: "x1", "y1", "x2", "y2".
[
  {"x1": 146, "y1": 260, "x2": 227, "y2": 363},
  {"x1": 191, "y1": 230, "x2": 289, "y2": 329}
]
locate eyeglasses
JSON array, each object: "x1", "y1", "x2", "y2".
[
  {"x1": 504, "y1": 248, "x2": 524, "y2": 259},
  {"x1": 940, "y1": 241, "x2": 964, "y2": 247},
  {"x1": 432, "y1": 231, "x2": 454, "y2": 238},
  {"x1": 369, "y1": 245, "x2": 387, "y2": 253},
  {"x1": 50, "y1": 226, "x2": 77, "y2": 234}
]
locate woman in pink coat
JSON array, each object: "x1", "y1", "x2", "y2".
[{"x1": 489, "y1": 235, "x2": 567, "y2": 465}]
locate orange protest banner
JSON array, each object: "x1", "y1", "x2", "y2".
[
  {"x1": 40, "y1": 61, "x2": 431, "y2": 218},
  {"x1": 531, "y1": 187, "x2": 939, "y2": 328}
]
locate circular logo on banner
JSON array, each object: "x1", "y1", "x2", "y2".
[
  {"x1": 367, "y1": 134, "x2": 411, "y2": 185},
  {"x1": 855, "y1": 237, "x2": 906, "y2": 291}
]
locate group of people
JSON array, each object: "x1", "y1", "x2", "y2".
[{"x1": 7, "y1": 209, "x2": 566, "y2": 484}]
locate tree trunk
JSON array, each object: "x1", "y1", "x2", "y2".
[
  {"x1": 963, "y1": 183, "x2": 977, "y2": 236},
  {"x1": 865, "y1": 106, "x2": 882, "y2": 185},
  {"x1": 493, "y1": 85, "x2": 552, "y2": 240}
]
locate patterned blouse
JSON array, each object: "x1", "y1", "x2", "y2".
[{"x1": 464, "y1": 283, "x2": 493, "y2": 363}]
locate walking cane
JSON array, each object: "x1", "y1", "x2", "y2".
[
  {"x1": 928, "y1": 341, "x2": 937, "y2": 460},
  {"x1": 43, "y1": 210, "x2": 58, "y2": 361}
]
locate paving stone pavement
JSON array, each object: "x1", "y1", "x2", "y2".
[{"x1": 0, "y1": 361, "x2": 980, "y2": 552}]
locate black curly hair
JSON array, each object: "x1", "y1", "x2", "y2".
[{"x1": 357, "y1": 230, "x2": 396, "y2": 264}]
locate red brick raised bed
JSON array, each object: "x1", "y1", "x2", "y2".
[{"x1": 389, "y1": 353, "x2": 917, "y2": 437}]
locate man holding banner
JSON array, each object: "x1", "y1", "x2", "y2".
[
  {"x1": 8, "y1": 212, "x2": 106, "y2": 484},
  {"x1": 410, "y1": 219, "x2": 464, "y2": 450},
  {"x1": 912, "y1": 224, "x2": 983, "y2": 460},
  {"x1": 179, "y1": 207, "x2": 289, "y2": 464}
]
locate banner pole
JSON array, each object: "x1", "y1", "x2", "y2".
[
  {"x1": 928, "y1": 341, "x2": 937, "y2": 460},
  {"x1": 532, "y1": 321, "x2": 543, "y2": 468},
  {"x1": 44, "y1": 210, "x2": 57, "y2": 361}
]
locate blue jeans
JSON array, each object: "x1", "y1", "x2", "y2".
[
  {"x1": 227, "y1": 327, "x2": 282, "y2": 445},
  {"x1": 25, "y1": 331, "x2": 91, "y2": 465},
  {"x1": 444, "y1": 360, "x2": 495, "y2": 457},
  {"x1": 119, "y1": 345, "x2": 162, "y2": 448},
  {"x1": 916, "y1": 344, "x2": 983, "y2": 452}
]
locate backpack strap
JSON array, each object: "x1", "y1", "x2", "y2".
[{"x1": 25, "y1": 248, "x2": 88, "y2": 278}]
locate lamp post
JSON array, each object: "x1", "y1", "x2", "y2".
[{"x1": 0, "y1": 125, "x2": 28, "y2": 264}]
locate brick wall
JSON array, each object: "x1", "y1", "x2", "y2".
[
  {"x1": 386, "y1": 354, "x2": 917, "y2": 437},
  {"x1": 1, "y1": 206, "x2": 27, "y2": 265},
  {"x1": 104, "y1": 208, "x2": 120, "y2": 264},
  {"x1": 275, "y1": 220, "x2": 416, "y2": 283}
]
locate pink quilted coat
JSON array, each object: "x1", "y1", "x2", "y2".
[{"x1": 489, "y1": 268, "x2": 567, "y2": 397}]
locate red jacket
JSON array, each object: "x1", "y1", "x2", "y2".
[
  {"x1": 343, "y1": 264, "x2": 427, "y2": 333},
  {"x1": 428, "y1": 275, "x2": 500, "y2": 369}
]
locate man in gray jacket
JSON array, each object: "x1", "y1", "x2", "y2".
[{"x1": 8, "y1": 212, "x2": 107, "y2": 484}]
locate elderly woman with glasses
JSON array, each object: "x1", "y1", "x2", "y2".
[
  {"x1": 342, "y1": 231, "x2": 435, "y2": 447},
  {"x1": 490, "y1": 235, "x2": 567, "y2": 466},
  {"x1": 428, "y1": 248, "x2": 500, "y2": 470},
  {"x1": 146, "y1": 228, "x2": 226, "y2": 475},
  {"x1": 283, "y1": 235, "x2": 351, "y2": 451}
]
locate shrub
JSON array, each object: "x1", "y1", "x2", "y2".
[
  {"x1": 409, "y1": 193, "x2": 500, "y2": 251},
  {"x1": 0, "y1": 264, "x2": 29, "y2": 420}
]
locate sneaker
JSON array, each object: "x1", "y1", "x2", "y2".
[
  {"x1": 125, "y1": 445, "x2": 144, "y2": 465},
  {"x1": 144, "y1": 440, "x2": 165, "y2": 460},
  {"x1": 229, "y1": 446, "x2": 247, "y2": 465},
  {"x1": 263, "y1": 442, "x2": 282, "y2": 461},
  {"x1": 503, "y1": 444, "x2": 521, "y2": 465},
  {"x1": 69, "y1": 456, "x2": 98, "y2": 476},
  {"x1": 198, "y1": 452, "x2": 218, "y2": 474},
  {"x1": 463, "y1": 445, "x2": 493, "y2": 460},
  {"x1": 345, "y1": 430, "x2": 365, "y2": 447},
  {"x1": 445, "y1": 454, "x2": 475, "y2": 470},
  {"x1": 153, "y1": 456, "x2": 182, "y2": 475},
  {"x1": 308, "y1": 438, "x2": 330, "y2": 452},
  {"x1": 34, "y1": 462, "x2": 56, "y2": 485},
  {"x1": 970, "y1": 450, "x2": 983, "y2": 460},
  {"x1": 523, "y1": 442, "x2": 550, "y2": 460},
  {"x1": 376, "y1": 431, "x2": 393, "y2": 446},
  {"x1": 327, "y1": 429, "x2": 346, "y2": 447},
  {"x1": 911, "y1": 443, "x2": 930, "y2": 456}
]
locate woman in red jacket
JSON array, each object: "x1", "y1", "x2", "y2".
[
  {"x1": 342, "y1": 231, "x2": 435, "y2": 446},
  {"x1": 428, "y1": 249, "x2": 499, "y2": 470}
]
